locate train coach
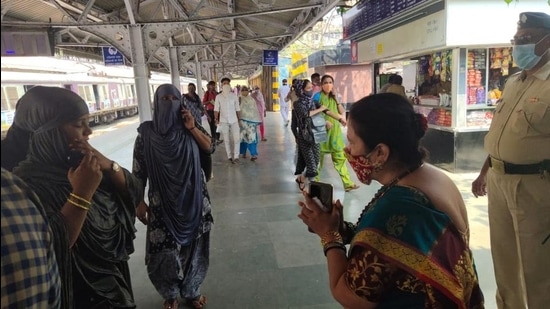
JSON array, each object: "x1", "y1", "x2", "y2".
[{"x1": 1, "y1": 56, "x2": 203, "y2": 135}]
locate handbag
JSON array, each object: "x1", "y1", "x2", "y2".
[{"x1": 299, "y1": 113, "x2": 327, "y2": 144}]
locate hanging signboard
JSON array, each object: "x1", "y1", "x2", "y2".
[
  {"x1": 343, "y1": 0, "x2": 431, "y2": 40},
  {"x1": 102, "y1": 46, "x2": 124, "y2": 66},
  {"x1": 263, "y1": 50, "x2": 278, "y2": 66}
]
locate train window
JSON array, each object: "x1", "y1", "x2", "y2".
[
  {"x1": 1, "y1": 88, "x2": 7, "y2": 111},
  {"x1": 1, "y1": 86, "x2": 23, "y2": 111},
  {"x1": 78, "y1": 86, "x2": 93, "y2": 102},
  {"x1": 126, "y1": 85, "x2": 133, "y2": 99},
  {"x1": 118, "y1": 84, "x2": 125, "y2": 101}
]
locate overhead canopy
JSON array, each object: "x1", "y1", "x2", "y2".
[{"x1": 1, "y1": 0, "x2": 349, "y2": 79}]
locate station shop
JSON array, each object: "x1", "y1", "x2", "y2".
[{"x1": 347, "y1": 0, "x2": 545, "y2": 172}]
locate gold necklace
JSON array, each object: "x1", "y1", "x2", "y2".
[{"x1": 355, "y1": 164, "x2": 422, "y2": 227}]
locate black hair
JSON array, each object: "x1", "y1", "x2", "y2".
[
  {"x1": 207, "y1": 81, "x2": 216, "y2": 86},
  {"x1": 320, "y1": 75, "x2": 337, "y2": 101},
  {"x1": 388, "y1": 74, "x2": 403, "y2": 85},
  {"x1": 311, "y1": 73, "x2": 320, "y2": 80},
  {"x1": 349, "y1": 93, "x2": 427, "y2": 168},
  {"x1": 188, "y1": 83, "x2": 196, "y2": 88},
  {"x1": 220, "y1": 77, "x2": 231, "y2": 84}
]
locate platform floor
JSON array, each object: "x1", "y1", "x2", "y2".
[{"x1": 90, "y1": 112, "x2": 496, "y2": 309}]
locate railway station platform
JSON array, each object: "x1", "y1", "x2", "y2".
[{"x1": 91, "y1": 112, "x2": 497, "y2": 309}]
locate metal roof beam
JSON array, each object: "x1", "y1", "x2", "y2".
[
  {"x1": 77, "y1": 0, "x2": 97, "y2": 23},
  {"x1": 189, "y1": 0, "x2": 207, "y2": 18},
  {"x1": 102, "y1": 0, "x2": 156, "y2": 19},
  {"x1": 2, "y1": 3, "x2": 324, "y2": 28},
  {"x1": 1, "y1": 0, "x2": 14, "y2": 22},
  {"x1": 49, "y1": 0, "x2": 77, "y2": 22},
  {"x1": 172, "y1": 33, "x2": 291, "y2": 47},
  {"x1": 123, "y1": 0, "x2": 139, "y2": 24}
]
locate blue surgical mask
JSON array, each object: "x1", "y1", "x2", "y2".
[{"x1": 512, "y1": 43, "x2": 542, "y2": 70}]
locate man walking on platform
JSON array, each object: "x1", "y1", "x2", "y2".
[
  {"x1": 214, "y1": 77, "x2": 241, "y2": 163},
  {"x1": 277, "y1": 79, "x2": 291, "y2": 126}
]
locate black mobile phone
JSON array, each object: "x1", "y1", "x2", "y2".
[
  {"x1": 309, "y1": 181, "x2": 334, "y2": 212},
  {"x1": 67, "y1": 150, "x2": 84, "y2": 168}
]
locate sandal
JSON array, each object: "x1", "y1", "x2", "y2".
[
  {"x1": 251, "y1": 156, "x2": 258, "y2": 161},
  {"x1": 189, "y1": 295, "x2": 207, "y2": 309},
  {"x1": 163, "y1": 299, "x2": 179, "y2": 309},
  {"x1": 345, "y1": 184, "x2": 360, "y2": 192}
]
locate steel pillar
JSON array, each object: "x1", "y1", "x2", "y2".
[
  {"x1": 128, "y1": 25, "x2": 152, "y2": 122},
  {"x1": 169, "y1": 46, "x2": 181, "y2": 90},
  {"x1": 195, "y1": 60, "x2": 203, "y2": 97}
]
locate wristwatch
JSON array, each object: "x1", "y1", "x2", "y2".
[{"x1": 110, "y1": 161, "x2": 121, "y2": 174}]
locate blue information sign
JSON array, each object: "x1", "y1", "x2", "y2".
[
  {"x1": 263, "y1": 50, "x2": 278, "y2": 66},
  {"x1": 102, "y1": 46, "x2": 124, "y2": 66}
]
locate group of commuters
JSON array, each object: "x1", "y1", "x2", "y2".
[
  {"x1": 1, "y1": 11, "x2": 548, "y2": 309},
  {"x1": 211, "y1": 77, "x2": 266, "y2": 163},
  {"x1": 286, "y1": 73, "x2": 359, "y2": 192},
  {"x1": 1, "y1": 83, "x2": 215, "y2": 309},
  {"x1": 297, "y1": 11, "x2": 549, "y2": 309}
]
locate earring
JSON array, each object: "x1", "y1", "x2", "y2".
[{"x1": 373, "y1": 162, "x2": 384, "y2": 173}]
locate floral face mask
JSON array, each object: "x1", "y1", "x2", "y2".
[{"x1": 344, "y1": 147, "x2": 380, "y2": 185}]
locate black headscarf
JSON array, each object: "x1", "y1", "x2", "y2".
[
  {"x1": 138, "y1": 84, "x2": 203, "y2": 246},
  {"x1": 1, "y1": 86, "x2": 87, "y2": 171},
  {"x1": 13, "y1": 86, "x2": 140, "y2": 308}
]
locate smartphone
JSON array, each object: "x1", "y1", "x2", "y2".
[
  {"x1": 308, "y1": 181, "x2": 333, "y2": 212},
  {"x1": 67, "y1": 150, "x2": 84, "y2": 168}
]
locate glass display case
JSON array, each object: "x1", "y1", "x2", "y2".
[{"x1": 409, "y1": 47, "x2": 518, "y2": 171}]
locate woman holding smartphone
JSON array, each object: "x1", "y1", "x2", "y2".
[{"x1": 298, "y1": 93, "x2": 484, "y2": 309}]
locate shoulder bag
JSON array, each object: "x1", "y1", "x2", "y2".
[{"x1": 299, "y1": 113, "x2": 327, "y2": 144}]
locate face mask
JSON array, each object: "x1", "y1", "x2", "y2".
[
  {"x1": 304, "y1": 90, "x2": 313, "y2": 97},
  {"x1": 344, "y1": 147, "x2": 379, "y2": 185},
  {"x1": 241, "y1": 91, "x2": 249, "y2": 96},
  {"x1": 222, "y1": 85, "x2": 231, "y2": 94},
  {"x1": 155, "y1": 99, "x2": 181, "y2": 135},
  {"x1": 512, "y1": 43, "x2": 543, "y2": 70}
]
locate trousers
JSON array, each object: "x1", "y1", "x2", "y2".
[{"x1": 487, "y1": 170, "x2": 550, "y2": 309}]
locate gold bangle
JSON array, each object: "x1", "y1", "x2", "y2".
[
  {"x1": 320, "y1": 231, "x2": 343, "y2": 247},
  {"x1": 67, "y1": 198, "x2": 90, "y2": 211},
  {"x1": 69, "y1": 193, "x2": 91, "y2": 205}
]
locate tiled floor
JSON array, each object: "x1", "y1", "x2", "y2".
[{"x1": 92, "y1": 112, "x2": 496, "y2": 309}]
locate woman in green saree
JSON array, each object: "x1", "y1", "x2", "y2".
[{"x1": 298, "y1": 93, "x2": 484, "y2": 308}]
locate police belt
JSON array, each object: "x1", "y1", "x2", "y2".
[{"x1": 489, "y1": 157, "x2": 550, "y2": 175}]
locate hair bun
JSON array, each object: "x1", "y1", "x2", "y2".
[{"x1": 414, "y1": 113, "x2": 428, "y2": 138}]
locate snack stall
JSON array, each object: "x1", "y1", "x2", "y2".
[{"x1": 344, "y1": 0, "x2": 543, "y2": 172}]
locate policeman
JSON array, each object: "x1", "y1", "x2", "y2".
[{"x1": 472, "y1": 11, "x2": 550, "y2": 309}]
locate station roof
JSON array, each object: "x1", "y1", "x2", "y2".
[{"x1": 1, "y1": 0, "x2": 350, "y2": 79}]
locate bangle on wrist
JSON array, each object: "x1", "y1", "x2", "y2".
[
  {"x1": 189, "y1": 127, "x2": 196, "y2": 131},
  {"x1": 320, "y1": 231, "x2": 343, "y2": 247},
  {"x1": 323, "y1": 241, "x2": 346, "y2": 256}
]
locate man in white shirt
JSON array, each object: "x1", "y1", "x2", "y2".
[
  {"x1": 214, "y1": 77, "x2": 242, "y2": 163},
  {"x1": 277, "y1": 79, "x2": 291, "y2": 126}
]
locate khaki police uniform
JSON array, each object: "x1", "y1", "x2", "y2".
[{"x1": 484, "y1": 60, "x2": 550, "y2": 309}]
